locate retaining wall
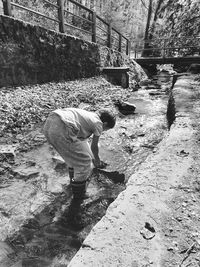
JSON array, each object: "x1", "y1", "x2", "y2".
[
  {"x1": 0, "y1": 15, "x2": 100, "y2": 87},
  {"x1": 0, "y1": 15, "x2": 143, "y2": 88}
]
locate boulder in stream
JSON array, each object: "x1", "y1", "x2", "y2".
[
  {"x1": 114, "y1": 100, "x2": 136, "y2": 115},
  {"x1": 188, "y1": 63, "x2": 200, "y2": 74}
]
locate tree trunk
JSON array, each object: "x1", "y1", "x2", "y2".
[
  {"x1": 142, "y1": 0, "x2": 153, "y2": 57},
  {"x1": 148, "y1": 0, "x2": 163, "y2": 40}
]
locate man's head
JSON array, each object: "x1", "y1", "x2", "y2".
[{"x1": 98, "y1": 109, "x2": 116, "y2": 130}]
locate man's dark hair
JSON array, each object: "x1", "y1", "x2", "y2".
[{"x1": 98, "y1": 109, "x2": 116, "y2": 129}]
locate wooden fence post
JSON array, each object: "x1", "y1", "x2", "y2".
[
  {"x1": 107, "y1": 23, "x2": 112, "y2": 48},
  {"x1": 3, "y1": 0, "x2": 12, "y2": 16},
  {"x1": 162, "y1": 39, "x2": 166, "y2": 58},
  {"x1": 57, "y1": 0, "x2": 65, "y2": 33},
  {"x1": 126, "y1": 40, "x2": 130, "y2": 55},
  {"x1": 134, "y1": 46, "x2": 137, "y2": 58},
  {"x1": 91, "y1": 11, "x2": 96, "y2": 43},
  {"x1": 118, "y1": 33, "x2": 122, "y2": 52}
]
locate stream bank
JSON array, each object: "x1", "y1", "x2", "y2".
[
  {"x1": 0, "y1": 74, "x2": 171, "y2": 266},
  {"x1": 68, "y1": 74, "x2": 200, "y2": 267}
]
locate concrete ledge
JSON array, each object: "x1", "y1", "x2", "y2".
[
  {"x1": 102, "y1": 67, "x2": 129, "y2": 88},
  {"x1": 102, "y1": 67, "x2": 130, "y2": 74},
  {"x1": 68, "y1": 75, "x2": 200, "y2": 266}
]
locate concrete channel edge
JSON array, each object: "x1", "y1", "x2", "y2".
[{"x1": 68, "y1": 75, "x2": 199, "y2": 267}]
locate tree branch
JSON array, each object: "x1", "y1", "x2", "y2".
[{"x1": 140, "y1": 0, "x2": 148, "y2": 9}]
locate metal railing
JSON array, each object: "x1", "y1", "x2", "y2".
[
  {"x1": 2, "y1": 0, "x2": 130, "y2": 55},
  {"x1": 133, "y1": 36, "x2": 200, "y2": 58}
]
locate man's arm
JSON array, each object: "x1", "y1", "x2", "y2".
[{"x1": 91, "y1": 135, "x2": 101, "y2": 167}]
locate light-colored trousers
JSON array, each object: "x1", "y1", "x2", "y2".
[{"x1": 43, "y1": 113, "x2": 93, "y2": 182}]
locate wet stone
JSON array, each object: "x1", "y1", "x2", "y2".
[
  {"x1": 148, "y1": 90, "x2": 164, "y2": 96},
  {"x1": 94, "y1": 169, "x2": 125, "y2": 184},
  {"x1": 52, "y1": 155, "x2": 66, "y2": 169},
  {"x1": 33, "y1": 133, "x2": 46, "y2": 142},
  {"x1": 114, "y1": 100, "x2": 136, "y2": 115},
  {"x1": 0, "y1": 145, "x2": 16, "y2": 162},
  {"x1": 12, "y1": 165, "x2": 40, "y2": 180},
  {"x1": 0, "y1": 167, "x2": 5, "y2": 174}
]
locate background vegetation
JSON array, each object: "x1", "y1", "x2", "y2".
[
  {"x1": 1, "y1": 0, "x2": 200, "y2": 56},
  {"x1": 148, "y1": 0, "x2": 200, "y2": 57}
]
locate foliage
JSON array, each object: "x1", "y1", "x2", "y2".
[
  {"x1": 11, "y1": 0, "x2": 58, "y2": 31},
  {"x1": 8, "y1": 0, "x2": 149, "y2": 52},
  {"x1": 151, "y1": 0, "x2": 200, "y2": 57},
  {"x1": 0, "y1": 77, "x2": 131, "y2": 136},
  {"x1": 97, "y1": 0, "x2": 148, "y2": 44}
]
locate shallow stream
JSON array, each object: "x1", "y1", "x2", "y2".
[{"x1": 3, "y1": 72, "x2": 172, "y2": 266}]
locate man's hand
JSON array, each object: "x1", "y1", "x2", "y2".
[
  {"x1": 93, "y1": 159, "x2": 107, "y2": 169},
  {"x1": 93, "y1": 158, "x2": 101, "y2": 168}
]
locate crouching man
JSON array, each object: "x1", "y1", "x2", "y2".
[{"x1": 43, "y1": 107, "x2": 116, "y2": 199}]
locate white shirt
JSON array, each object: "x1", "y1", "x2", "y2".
[{"x1": 53, "y1": 108, "x2": 103, "y2": 140}]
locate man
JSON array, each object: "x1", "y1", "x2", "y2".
[{"x1": 43, "y1": 107, "x2": 116, "y2": 199}]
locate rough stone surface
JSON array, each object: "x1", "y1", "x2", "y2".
[
  {"x1": 0, "y1": 15, "x2": 146, "y2": 88},
  {"x1": 12, "y1": 165, "x2": 40, "y2": 180},
  {"x1": 0, "y1": 15, "x2": 100, "y2": 87},
  {"x1": 0, "y1": 144, "x2": 16, "y2": 161},
  {"x1": 68, "y1": 75, "x2": 200, "y2": 266}
]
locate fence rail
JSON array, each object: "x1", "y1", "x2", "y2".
[
  {"x1": 2, "y1": 0, "x2": 130, "y2": 55},
  {"x1": 133, "y1": 37, "x2": 200, "y2": 58}
]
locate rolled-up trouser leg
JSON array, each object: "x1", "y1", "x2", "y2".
[{"x1": 71, "y1": 140, "x2": 93, "y2": 182}]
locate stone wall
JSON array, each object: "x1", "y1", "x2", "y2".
[
  {"x1": 0, "y1": 15, "x2": 102, "y2": 87},
  {"x1": 0, "y1": 15, "x2": 146, "y2": 88},
  {"x1": 99, "y1": 46, "x2": 147, "y2": 87}
]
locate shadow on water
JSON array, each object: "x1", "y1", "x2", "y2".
[
  {"x1": 1, "y1": 71, "x2": 172, "y2": 266},
  {"x1": 4, "y1": 170, "x2": 125, "y2": 267}
]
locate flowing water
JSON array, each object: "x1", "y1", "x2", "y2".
[{"x1": 2, "y1": 72, "x2": 172, "y2": 266}]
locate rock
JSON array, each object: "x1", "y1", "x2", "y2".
[
  {"x1": 16, "y1": 134, "x2": 23, "y2": 140},
  {"x1": 137, "y1": 132, "x2": 145, "y2": 137},
  {"x1": 78, "y1": 103, "x2": 90, "y2": 110},
  {"x1": 140, "y1": 222, "x2": 156, "y2": 240},
  {"x1": 12, "y1": 165, "x2": 40, "y2": 180},
  {"x1": 0, "y1": 145, "x2": 16, "y2": 162},
  {"x1": 26, "y1": 160, "x2": 36, "y2": 167},
  {"x1": 52, "y1": 155, "x2": 66, "y2": 169},
  {"x1": 114, "y1": 100, "x2": 136, "y2": 115},
  {"x1": 177, "y1": 150, "x2": 189, "y2": 157},
  {"x1": 187, "y1": 63, "x2": 200, "y2": 74},
  {"x1": 33, "y1": 133, "x2": 46, "y2": 142},
  {"x1": 148, "y1": 90, "x2": 163, "y2": 96},
  {"x1": 0, "y1": 167, "x2": 5, "y2": 174},
  {"x1": 140, "y1": 79, "x2": 151, "y2": 86},
  {"x1": 175, "y1": 217, "x2": 183, "y2": 222},
  {"x1": 95, "y1": 169, "x2": 125, "y2": 184}
]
